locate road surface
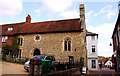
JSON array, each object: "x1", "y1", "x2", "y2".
[
  {"x1": 1, "y1": 61, "x2": 119, "y2": 76},
  {"x1": 89, "y1": 68, "x2": 119, "y2": 76},
  {"x1": 0, "y1": 61, "x2": 28, "y2": 75}
]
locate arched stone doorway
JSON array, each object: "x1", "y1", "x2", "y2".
[{"x1": 33, "y1": 48, "x2": 40, "y2": 56}]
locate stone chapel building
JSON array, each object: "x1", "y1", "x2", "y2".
[{"x1": 1, "y1": 4, "x2": 87, "y2": 66}]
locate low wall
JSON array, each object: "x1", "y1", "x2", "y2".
[{"x1": 44, "y1": 68, "x2": 79, "y2": 76}]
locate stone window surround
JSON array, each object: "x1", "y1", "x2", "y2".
[
  {"x1": 64, "y1": 37, "x2": 72, "y2": 51},
  {"x1": 17, "y1": 49, "x2": 22, "y2": 59},
  {"x1": 34, "y1": 35, "x2": 41, "y2": 41},
  {"x1": 18, "y1": 37, "x2": 24, "y2": 47}
]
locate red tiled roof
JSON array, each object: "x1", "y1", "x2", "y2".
[
  {"x1": 87, "y1": 31, "x2": 98, "y2": 35},
  {"x1": 86, "y1": 30, "x2": 98, "y2": 37},
  {"x1": 2, "y1": 18, "x2": 82, "y2": 36},
  {"x1": 112, "y1": 13, "x2": 120, "y2": 38}
]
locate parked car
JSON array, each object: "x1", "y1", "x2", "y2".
[
  {"x1": 79, "y1": 66, "x2": 88, "y2": 74},
  {"x1": 24, "y1": 55, "x2": 56, "y2": 72},
  {"x1": 81, "y1": 67, "x2": 87, "y2": 74}
]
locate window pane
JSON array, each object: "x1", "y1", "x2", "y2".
[
  {"x1": 35, "y1": 35, "x2": 40, "y2": 40},
  {"x1": 2, "y1": 37, "x2": 5, "y2": 42},
  {"x1": 18, "y1": 38, "x2": 23, "y2": 46},
  {"x1": 92, "y1": 45, "x2": 95, "y2": 52},
  {"x1": 92, "y1": 48, "x2": 95, "y2": 52},
  {"x1": 92, "y1": 60, "x2": 96, "y2": 68},
  {"x1": 91, "y1": 36, "x2": 95, "y2": 40},
  {"x1": 64, "y1": 38, "x2": 71, "y2": 51},
  {"x1": 19, "y1": 49, "x2": 21, "y2": 59},
  {"x1": 2, "y1": 36, "x2": 8, "y2": 42},
  {"x1": 16, "y1": 50, "x2": 19, "y2": 58},
  {"x1": 20, "y1": 38, "x2": 23, "y2": 46},
  {"x1": 46, "y1": 56, "x2": 50, "y2": 60},
  {"x1": 68, "y1": 41, "x2": 71, "y2": 51},
  {"x1": 18, "y1": 38, "x2": 20, "y2": 45},
  {"x1": 8, "y1": 27, "x2": 13, "y2": 31},
  {"x1": 64, "y1": 41, "x2": 67, "y2": 51}
]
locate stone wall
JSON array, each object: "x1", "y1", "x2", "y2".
[{"x1": 19, "y1": 32, "x2": 87, "y2": 66}]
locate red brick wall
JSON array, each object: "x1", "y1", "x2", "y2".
[
  {"x1": 112, "y1": 31, "x2": 119, "y2": 54},
  {"x1": 2, "y1": 36, "x2": 14, "y2": 47},
  {"x1": 0, "y1": 37, "x2": 2, "y2": 48}
]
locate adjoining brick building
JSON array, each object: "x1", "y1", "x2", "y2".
[
  {"x1": 112, "y1": 1, "x2": 120, "y2": 72},
  {"x1": 1, "y1": 4, "x2": 87, "y2": 66},
  {"x1": 112, "y1": 12, "x2": 120, "y2": 72}
]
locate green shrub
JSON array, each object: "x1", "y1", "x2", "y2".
[{"x1": 2, "y1": 54, "x2": 6, "y2": 61}]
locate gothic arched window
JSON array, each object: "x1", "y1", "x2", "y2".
[{"x1": 64, "y1": 37, "x2": 71, "y2": 51}]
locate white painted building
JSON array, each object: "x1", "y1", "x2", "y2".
[
  {"x1": 86, "y1": 31, "x2": 98, "y2": 71},
  {"x1": 104, "y1": 60, "x2": 112, "y2": 68}
]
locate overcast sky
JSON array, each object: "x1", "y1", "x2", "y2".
[{"x1": 0, "y1": 0, "x2": 119, "y2": 57}]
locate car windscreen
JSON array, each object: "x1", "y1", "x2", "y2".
[
  {"x1": 33, "y1": 55, "x2": 45, "y2": 59},
  {"x1": 40, "y1": 55, "x2": 46, "y2": 59},
  {"x1": 46, "y1": 56, "x2": 55, "y2": 61}
]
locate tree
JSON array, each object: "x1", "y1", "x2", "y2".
[
  {"x1": 2, "y1": 44, "x2": 12, "y2": 60},
  {"x1": 2, "y1": 36, "x2": 19, "y2": 61},
  {"x1": 2, "y1": 44, "x2": 11, "y2": 55},
  {"x1": 11, "y1": 36, "x2": 19, "y2": 57}
]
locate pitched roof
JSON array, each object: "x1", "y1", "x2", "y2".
[
  {"x1": 86, "y1": 30, "x2": 98, "y2": 36},
  {"x1": 112, "y1": 13, "x2": 120, "y2": 38},
  {"x1": 1, "y1": 18, "x2": 82, "y2": 36}
]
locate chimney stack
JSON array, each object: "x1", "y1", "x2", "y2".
[
  {"x1": 26, "y1": 14, "x2": 31, "y2": 23},
  {"x1": 80, "y1": 4, "x2": 85, "y2": 20}
]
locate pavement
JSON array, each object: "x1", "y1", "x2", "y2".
[
  {"x1": 91, "y1": 68, "x2": 120, "y2": 76},
  {"x1": 74, "y1": 67, "x2": 120, "y2": 76},
  {"x1": 89, "y1": 68, "x2": 115, "y2": 73}
]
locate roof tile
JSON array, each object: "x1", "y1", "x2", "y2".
[{"x1": 2, "y1": 18, "x2": 81, "y2": 35}]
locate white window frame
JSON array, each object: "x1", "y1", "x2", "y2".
[
  {"x1": 17, "y1": 49, "x2": 21, "y2": 59},
  {"x1": 91, "y1": 60, "x2": 96, "y2": 68},
  {"x1": 18, "y1": 38, "x2": 23, "y2": 46},
  {"x1": 2, "y1": 36, "x2": 8, "y2": 42},
  {"x1": 8, "y1": 27, "x2": 13, "y2": 31},
  {"x1": 92, "y1": 45, "x2": 95, "y2": 53}
]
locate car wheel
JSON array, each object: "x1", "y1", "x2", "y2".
[{"x1": 26, "y1": 69, "x2": 29, "y2": 72}]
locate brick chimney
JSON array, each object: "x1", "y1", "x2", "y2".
[
  {"x1": 26, "y1": 14, "x2": 31, "y2": 23},
  {"x1": 79, "y1": 4, "x2": 86, "y2": 45},
  {"x1": 80, "y1": 4, "x2": 85, "y2": 20}
]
